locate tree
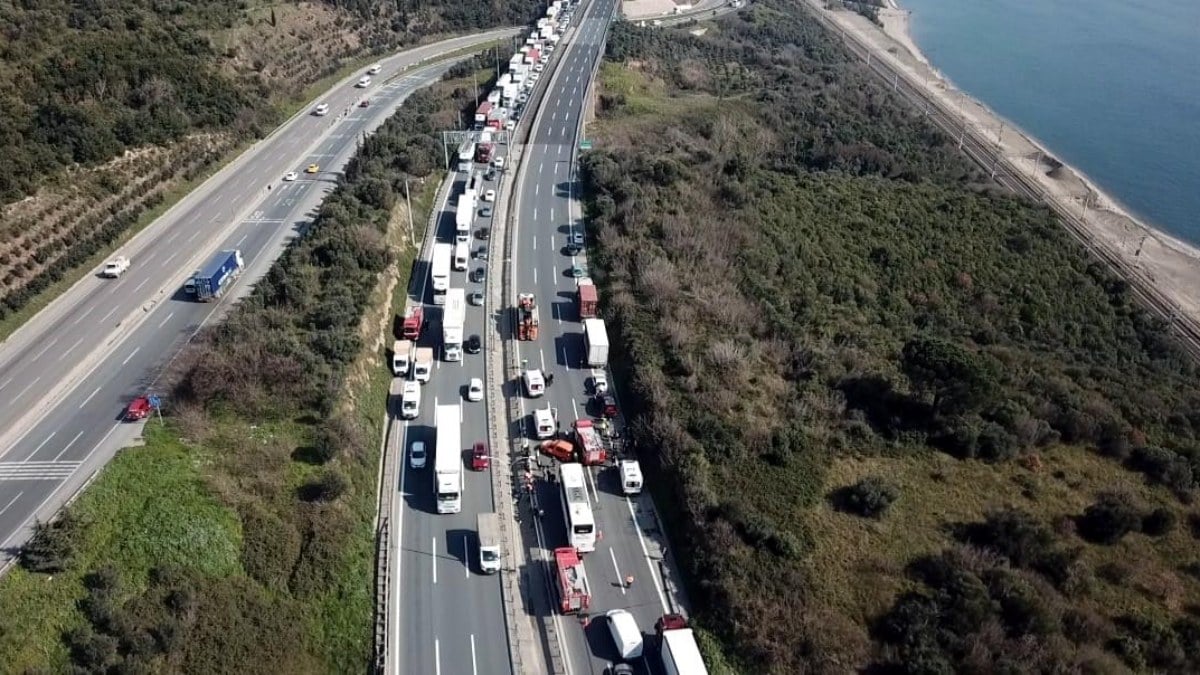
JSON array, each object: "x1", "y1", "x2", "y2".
[
  {"x1": 1078, "y1": 493, "x2": 1143, "y2": 545},
  {"x1": 901, "y1": 336, "x2": 997, "y2": 416}
]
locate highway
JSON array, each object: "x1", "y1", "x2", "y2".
[
  {"x1": 0, "y1": 28, "x2": 519, "y2": 565},
  {"x1": 506, "y1": 0, "x2": 689, "y2": 672}
]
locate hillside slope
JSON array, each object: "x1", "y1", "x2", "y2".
[{"x1": 584, "y1": 3, "x2": 1200, "y2": 672}]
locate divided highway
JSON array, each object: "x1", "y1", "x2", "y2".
[
  {"x1": 506, "y1": 0, "x2": 690, "y2": 672},
  {"x1": 0, "y1": 29, "x2": 518, "y2": 565}
]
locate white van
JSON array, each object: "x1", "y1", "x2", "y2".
[
  {"x1": 533, "y1": 406, "x2": 556, "y2": 439},
  {"x1": 413, "y1": 347, "x2": 434, "y2": 383},
  {"x1": 620, "y1": 460, "x2": 643, "y2": 495},
  {"x1": 314, "y1": 103, "x2": 329, "y2": 116},
  {"x1": 522, "y1": 369, "x2": 545, "y2": 397},
  {"x1": 391, "y1": 339, "x2": 412, "y2": 376},
  {"x1": 401, "y1": 381, "x2": 421, "y2": 419},
  {"x1": 453, "y1": 242, "x2": 469, "y2": 271},
  {"x1": 606, "y1": 609, "x2": 644, "y2": 659},
  {"x1": 356, "y1": 75, "x2": 372, "y2": 88}
]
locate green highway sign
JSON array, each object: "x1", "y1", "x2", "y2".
[{"x1": 580, "y1": 139, "x2": 593, "y2": 150}]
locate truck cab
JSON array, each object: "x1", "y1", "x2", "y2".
[
  {"x1": 401, "y1": 381, "x2": 421, "y2": 419},
  {"x1": 391, "y1": 339, "x2": 412, "y2": 376},
  {"x1": 413, "y1": 347, "x2": 434, "y2": 383}
]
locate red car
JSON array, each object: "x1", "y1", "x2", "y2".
[
  {"x1": 124, "y1": 396, "x2": 152, "y2": 421},
  {"x1": 359, "y1": 99, "x2": 370, "y2": 107},
  {"x1": 471, "y1": 441, "x2": 490, "y2": 471}
]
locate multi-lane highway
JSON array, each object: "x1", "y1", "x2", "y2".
[
  {"x1": 506, "y1": 0, "x2": 690, "y2": 672},
  {"x1": 0, "y1": 29, "x2": 518, "y2": 564}
]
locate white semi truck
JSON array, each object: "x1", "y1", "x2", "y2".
[
  {"x1": 431, "y1": 242, "x2": 452, "y2": 305},
  {"x1": 434, "y1": 404, "x2": 463, "y2": 514}
]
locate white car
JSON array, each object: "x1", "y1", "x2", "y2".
[
  {"x1": 356, "y1": 75, "x2": 372, "y2": 88},
  {"x1": 101, "y1": 256, "x2": 131, "y2": 278},
  {"x1": 492, "y1": 157, "x2": 505, "y2": 170},
  {"x1": 531, "y1": 72, "x2": 541, "y2": 83},
  {"x1": 283, "y1": 171, "x2": 298, "y2": 182},
  {"x1": 368, "y1": 63, "x2": 382, "y2": 75},
  {"x1": 409, "y1": 441, "x2": 427, "y2": 469},
  {"x1": 483, "y1": 189, "x2": 496, "y2": 202},
  {"x1": 534, "y1": 63, "x2": 545, "y2": 73},
  {"x1": 314, "y1": 103, "x2": 329, "y2": 116},
  {"x1": 467, "y1": 378, "x2": 484, "y2": 402},
  {"x1": 505, "y1": 120, "x2": 516, "y2": 132}
]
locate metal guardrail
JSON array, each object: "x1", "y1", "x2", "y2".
[{"x1": 803, "y1": 3, "x2": 1200, "y2": 362}]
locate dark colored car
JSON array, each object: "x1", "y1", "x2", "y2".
[
  {"x1": 471, "y1": 267, "x2": 486, "y2": 283},
  {"x1": 564, "y1": 244, "x2": 582, "y2": 256},
  {"x1": 479, "y1": 206, "x2": 493, "y2": 218},
  {"x1": 359, "y1": 99, "x2": 370, "y2": 107},
  {"x1": 476, "y1": 228, "x2": 490, "y2": 240},
  {"x1": 469, "y1": 290, "x2": 484, "y2": 306},
  {"x1": 465, "y1": 334, "x2": 482, "y2": 354}
]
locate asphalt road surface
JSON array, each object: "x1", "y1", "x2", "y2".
[
  {"x1": 507, "y1": 0, "x2": 690, "y2": 673},
  {"x1": 0, "y1": 28, "x2": 519, "y2": 565}
]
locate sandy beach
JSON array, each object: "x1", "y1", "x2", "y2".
[{"x1": 804, "y1": 0, "x2": 1200, "y2": 326}]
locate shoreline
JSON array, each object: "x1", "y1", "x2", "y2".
[{"x1": 815, "y1": 0, "x2": 1200, "y2": 326}]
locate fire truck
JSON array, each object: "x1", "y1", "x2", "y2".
[
  {"x1": 517, "y1": 293, "x2": 539, "y2": 340},
  {"x1": 553, "y1": 547, "x2": 591, "y2": 614}
]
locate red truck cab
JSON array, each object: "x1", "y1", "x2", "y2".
[
  {"x1": 471, "y1": 441, "x2": 490, "y2": 471},
  {"x1": 124, "y1": 396, "x2": 152, "y2": 421},
  {"x1": 401, "y1": 306, "x2": 424, "y2": 340}
]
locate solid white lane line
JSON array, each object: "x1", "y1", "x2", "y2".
[
  {"x1": 435, "y1": 639, "x2": 441, "y2": 675},
  {"x1": 609, "y1": 548, "x2": 627, "y2": 596},
  {"x1": 158, "y1": 311, "x2": 175, "y2": 328},
  {"x1": 626, "y1": 494, "x2": 672, "y2": 614},
  {"x1": 80, "y1": 385, "x2": 102, "y2": 409},
  {"x1": 58, "y1": 336, "x2": 85, "y2": 362},
  {"x1": 53, "y1": 430, "x2": 85, "y2": 462},
  {"x1": 470, "y1": 634, "x2": 478, "y2": 675},
  {"x1": 464, "y1": 534, "x2": 470, "y2": 578},
  {"x1": 122, "y1": 346, "x2": 140, "y2": 366},
  {"x1": 432, "y1": 536, "x2": 438, "y2": 584}
]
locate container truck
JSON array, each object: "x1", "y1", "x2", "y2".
[
  {"x1": 474, "y1": 101, "x2": 493, "y2": 125},
  {"x1": 184, "y1": 249, "x2": 244, "y2": 301},
  {"x1": 391, "y1": 339, "x2": 412, "y2": 376},
  {"x1": 475, "y1": 142, "x2": 494, "y2": 164},
  {"x1": 517, "y1": 293, "x2": 539, "y2": 340},
  {"x1": 655, "y1": 614, "x2": 709, "y2": 675},
  {"x1": 434, "y1": 404, "x2": 463, "y2": 514},
  {"x1": 455, "y1": 198, "x2": 473, "y2": 243},
  {"x1": 413, "y1": 347, "x2": 434, "y2": 383},
  {"x1": 582, "y1": 318, "x2": 609, "y2": 367},
  {"x1": 456, "y1": 140, "x2": 475, "y2": 171},
  {"x1": 431, "y1": 243, "x2": 452, "y2": 304},
  {"x1": 477, "y1": 513, "x2": 502, "y2": 574},
  {"x1": 486, "y1": 90, "x2": 501, "y2": 105},
  {"x1": 554, "y1": 547, "x2": 591, "y2": 614},
  {"x1": 576, "y1": 278, "x2": 598, "y2": 318},
  {"x1": 443, "y1": 288, "x2": 466, "y2": 361}
]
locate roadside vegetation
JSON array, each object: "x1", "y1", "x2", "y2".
[
  {"x1": 0, "y1": 53, "x2": 495, "y2": 673},
  {"x1": 584, "y1": 3, "x2": 1200, "y2": 672},
  {"x1": 0, "y1": 0, "x2": 534, "y2": 329}
]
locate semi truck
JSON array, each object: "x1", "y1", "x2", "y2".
[
  {"x1": 655, "y1": 614, "x2": 709, "y2": 675},
  {"x1": 576, "y1": 278, "x2": 598, "y2": 318},
  {"x1": 517, "y1": 293, "x2": 539, "y2": 340},
  {"x1": 434, "y1": 404, "x2": 463, "y2": 514},
  {"x1": 431, "y1": 243, "x2": 452, "y2": 304},
  {"x1": 184, "y1": 249, "x2": 244, "y2": 301},
  {"x1": 582, "y1": 318, "x2": 609, "y2": 367},
  {"x1": 443, "y1": 288, "x2": 466, "y2": 361},
  {"x1": 553, "y1": 547, "x2": 591, "y2": 614},
  {"x1": 477, "y1": 512, "x2": 502, "y2": 574},
  {"x1": 474, "y1": 101, "x2": 493, "y2": 125}
]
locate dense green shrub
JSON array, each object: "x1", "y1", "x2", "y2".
[
  {"x1": 831, "y1": 476, "x2": 899, "y2": 518},
  {"x1": 1077, "y1": 493, "x2": 1143, "y2": 545}
]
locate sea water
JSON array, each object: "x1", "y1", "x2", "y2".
[{"x1": 899, "y1": 0, "x2": 1200, "y2": 243}]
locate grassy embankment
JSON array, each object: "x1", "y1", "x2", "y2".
[
  {"x1": 0, "y1": 56, "x2": 496, "y2": 673},
  {"x1": 583, "y1": 4, "x2": 1200, "y2": 673}
]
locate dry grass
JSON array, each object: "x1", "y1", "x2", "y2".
[{"x1": 805, "y1": 445, "x2": 1200, "y2": 634}]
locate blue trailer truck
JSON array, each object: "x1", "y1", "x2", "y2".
[{"x1": 185, "y1": 249, "x2": 244, "y2": 301}]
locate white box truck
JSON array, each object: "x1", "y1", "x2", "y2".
[
  {"x1": 391, "y1": 339, "x2": 413, "y2": 376},
  {"x1": 413, "y1": 347, "x2": 434, "y2": 383},
  {"x1": 434, "y1": 404, "x2": 463, "y2": 514},
  {"x1": 453, "y1": 241, "x2": 469, "y2": 271},
  {"x1": 583, "y1": 318, "x2": 609, "y2": 367},
  {"x1": 443, "y1": 288, "x2": 466, "y2": 361}
]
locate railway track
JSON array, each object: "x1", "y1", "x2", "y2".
[{"x1": 806, "y1": 5, "x2": 1200, "y2": 361}]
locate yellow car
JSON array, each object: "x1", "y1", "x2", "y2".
[{"x1": 306, "y1": 164, "x2": 319, "y2": 174}]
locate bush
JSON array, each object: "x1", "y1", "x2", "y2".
[
  {"x1": 1078, "y1": 493, "x2": 1143, "y2": 545},
  {"x1": 1142, "y1": 507, "x2": 1177, "y2": 536},
  {"x1": 298, "y1": 469, "x2": 350, "y2": 503},
  {"x1": 831, "y1": 476, "x2": 899, "y2": 518},
  {"x1": 20, "y1": 515, "x2": 78, "y2": 573}
]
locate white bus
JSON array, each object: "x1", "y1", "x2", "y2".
[
  {"x1": 431, "y1": 243, "x2": 452, "y2": 305},
  {"x1": 559, "y1": 463, "x2": 596, "y2": 552},
  {"x1": 456, "y1": 141, "x2": 475, "y2": 172}
]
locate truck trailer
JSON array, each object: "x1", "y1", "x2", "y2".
[
  {"x1": 655, "y1": 614, "x2": 709, "y2": 675},
  {"x1": 185, "y1": 249, "x2": 244, "y2": 301},
  {"x1": 434, "y1": 404, "x2": 463, "y2": 514},
  {"x1": 576, "y1": 278, "x2": 598, "y2": 318},
  {"x1": 582, "y1": 318, "x2": 609, "y2": 367},
  {"x1": 573, "y1": 419, "x2": 607, "y2": 466}
]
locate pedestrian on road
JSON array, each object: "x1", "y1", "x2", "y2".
[
  {"x1": 547, "y1": 372, "x2": 555, "y2": 387},
  {"x1": 624, "y1": 574, "x2": 634, "y2": 589}
]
